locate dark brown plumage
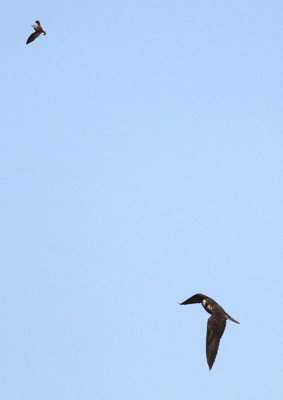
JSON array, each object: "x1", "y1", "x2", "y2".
[
  {"x1": 26, "y1": 20, "x2": 46, "y2": 44},
  {"x1": 180, "y1": 293, "x2": 239, "y2": 370}
]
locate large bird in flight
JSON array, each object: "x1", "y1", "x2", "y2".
[
  {"x1": 26, "y1": 20, "x2": 46, "y2": 44},
  {"x1": 180, "y1": 293, "x2": 239, "y2": 370}
]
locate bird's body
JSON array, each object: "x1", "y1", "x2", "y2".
[
  {"x1": 26, "y1": 20, "x2": 46, "y2": 44},
  {"x1": 180, "y1": 293, "x2": 239, "y2": 370}
]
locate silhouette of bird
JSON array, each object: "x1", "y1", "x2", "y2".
[
  {"x1": 179, "y1": 293, "x2": 239, "y2": 370},
  {"x1": 26, "y1": 20, "x2": 46, "y2": 44}
]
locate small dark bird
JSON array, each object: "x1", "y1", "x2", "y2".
[
  {"x1": 26, "y1": 20, "x2": 46, "y2": 44},
  {"x1": 180, "y1": 293, "x2": 239, "y2": 370}
]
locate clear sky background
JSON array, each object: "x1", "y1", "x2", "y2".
[{"x1": 1, "y1": 1, "x2": 282, "y2": 399}]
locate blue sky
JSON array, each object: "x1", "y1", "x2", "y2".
[{"x1": 1, "y1": 1, "x2": 282, "y2": 399}]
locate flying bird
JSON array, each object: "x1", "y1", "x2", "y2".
[
  {"x1": 179, "y1": 293, "x2": 239, "y2": 370},
  {"x1": 26, "y1": 20, "x2": 46, "y2": 44}
]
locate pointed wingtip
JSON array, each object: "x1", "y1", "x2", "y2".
[{"x1": 208, "y1": 362, "x2": 213, "y2": 370}]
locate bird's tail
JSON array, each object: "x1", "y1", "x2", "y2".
[{"x1": 225, "y1": 313, "x2": 240, "y2": 324}]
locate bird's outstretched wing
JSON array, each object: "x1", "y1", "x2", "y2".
[
  {"x1": 26, "y1": 32, "x2": 40, "y2": 44},
  {"x1": 206, "y1": 315, "x2": 226, "y2": 370},
  {"x1": 179, "y1": 293, "x2": 207, "y2": 305}
]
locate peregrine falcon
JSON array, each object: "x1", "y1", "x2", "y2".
[{"x1": 180, "y1": 293, "x2": 239, "y2": 370}]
